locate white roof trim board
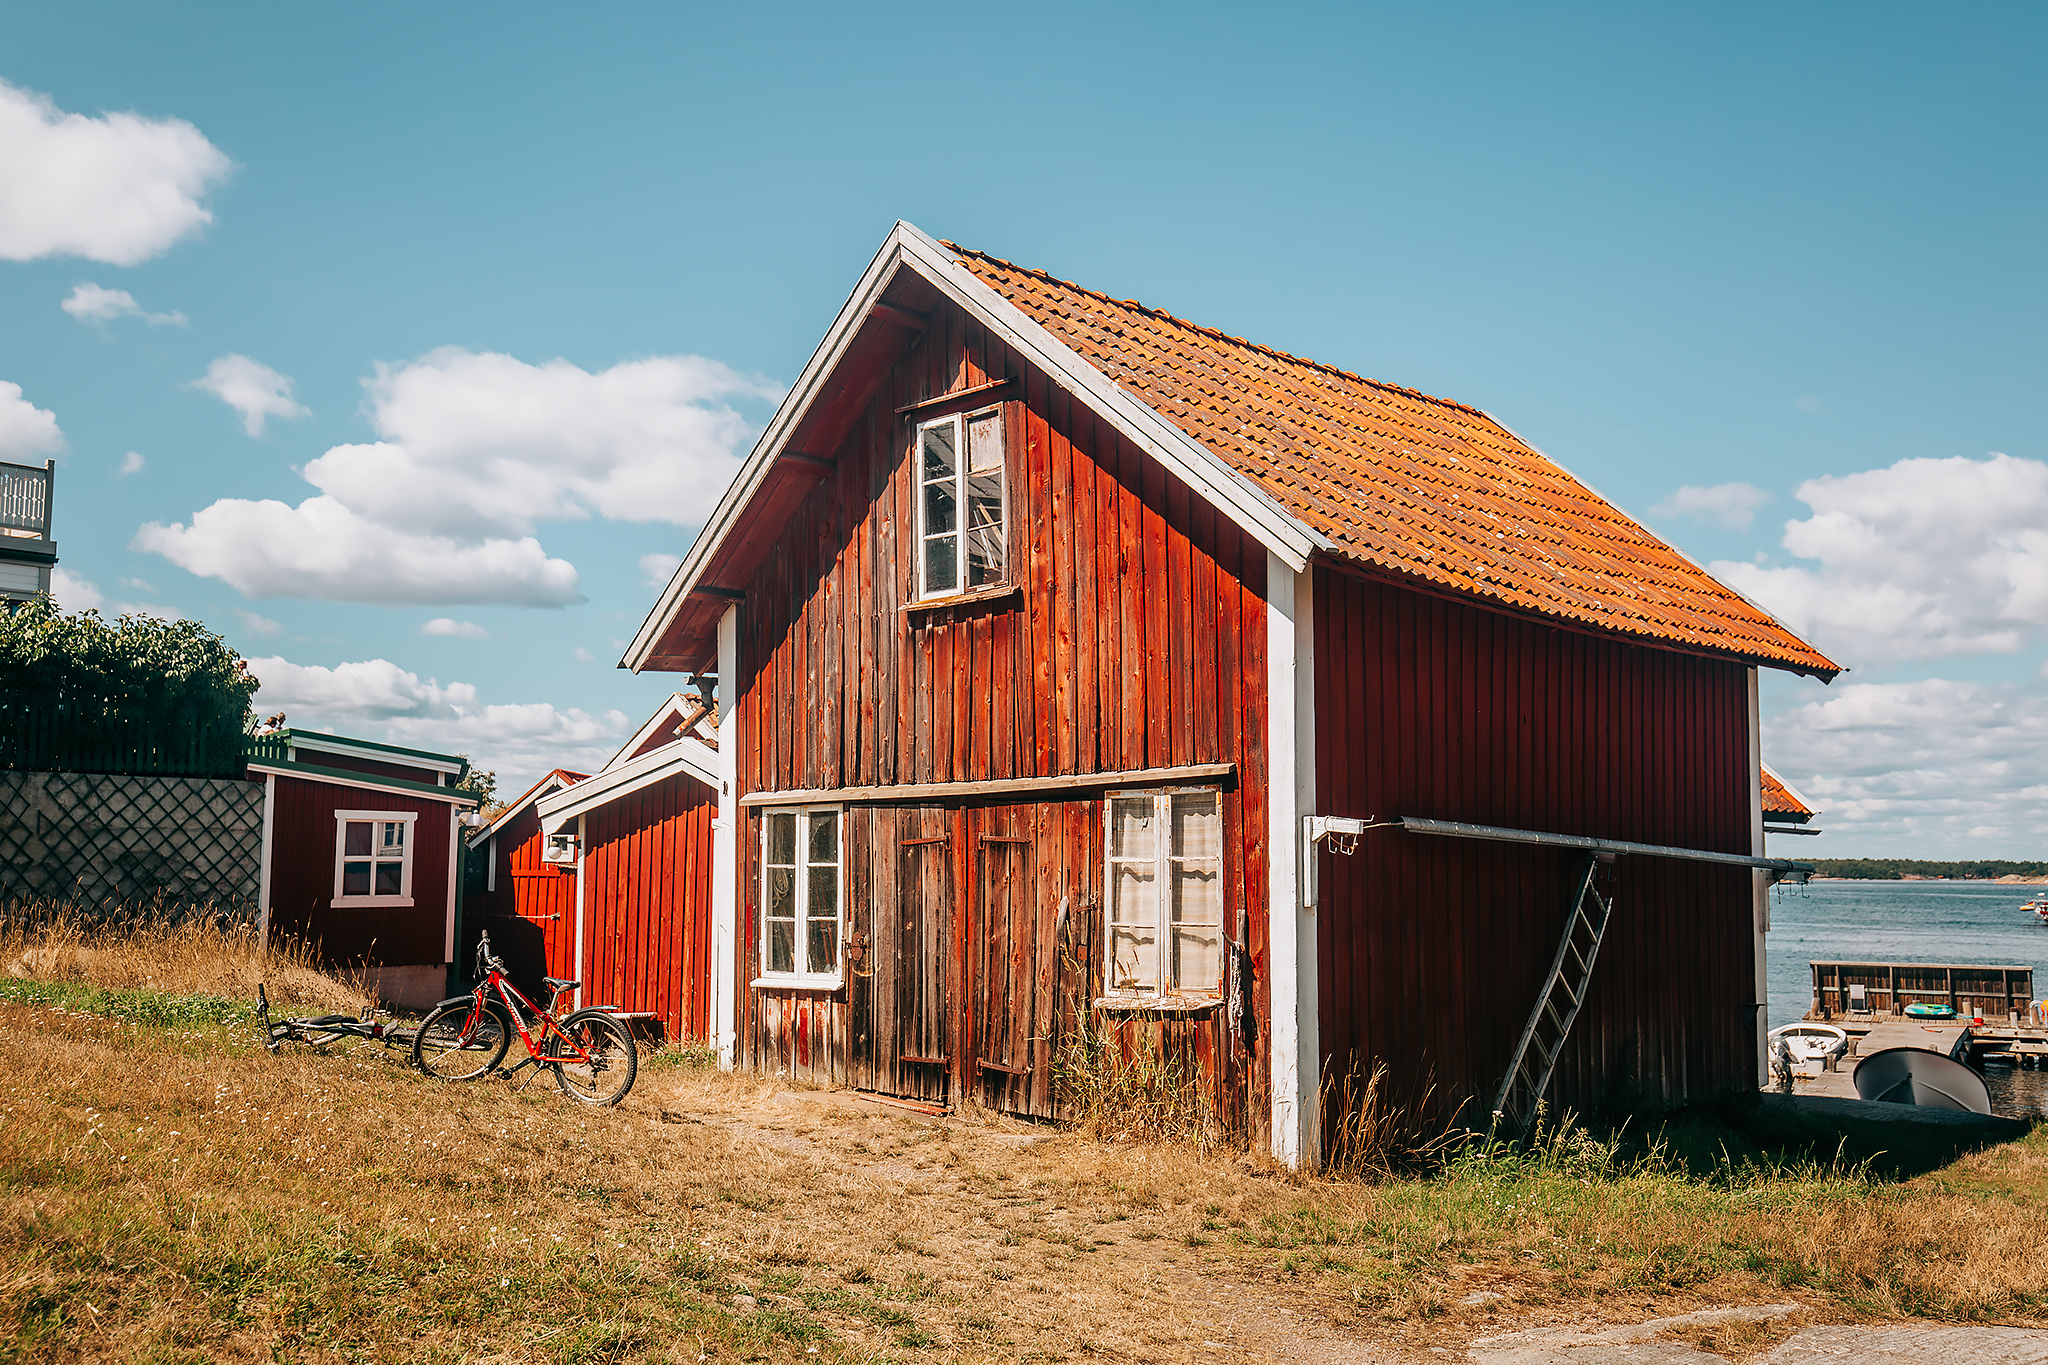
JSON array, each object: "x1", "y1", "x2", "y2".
[
  {"x1": 621, "y1": 221, "x2": 1329, "y2": 673},
  {"x1": 466, "y1": 770, "x2": 581, "y2": 849},
  {"x1": 247, "y1": 761, "x2": 480, "y2": 807},
  {"x1": 536, "y1": 735, "x2": 721, "y2": 835},
  {"x1": 600, "y1": 692, "x2": 700, "y2": 773},
  {"x1": 288, "y1": 733, "x2": 466, "y2": 776}
]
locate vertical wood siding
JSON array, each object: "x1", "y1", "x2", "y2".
[
  {"x1": 266, "y1": 776, "x2": 452, "y2": 969},
  {"x1": 733, "y1": 299, "x2": 1270, "y2": 1130},
  {"x1": 581, "y1": 771, "x2": 716, "y2": 1045},
  {"x1": 1311, "y1": 567, "x2": 1757, "y2": 1124},
  {"x1": 459, "y1": 807, "x2": 577, "y2": 995}
]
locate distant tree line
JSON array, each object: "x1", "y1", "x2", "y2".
[{"x1": 1811, "y1": 858, "x2": 2048, "y2": 880}]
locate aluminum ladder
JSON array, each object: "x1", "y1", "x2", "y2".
[{"x1": 1489, "y1": 853, "x2": 1615, "y2": 1139}]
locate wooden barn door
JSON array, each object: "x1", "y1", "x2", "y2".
[
  {"x1": 852, "y1": 805, "x2": 953, "y2": 1105},
  {"x1": 973, "y1": 820, "x2": 1040, "y2": 1112}
]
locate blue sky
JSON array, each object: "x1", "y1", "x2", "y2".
[{"x1": 4, "y1": 3, "x2": 2046, "y2": 855}]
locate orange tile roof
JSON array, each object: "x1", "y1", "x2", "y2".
[
  {"x1": 1761, "y1": 766, "x2": 1816, "y2": 820},
  {"x1": 947, "y1": 244, "x2": 1839, "y2": 678}
]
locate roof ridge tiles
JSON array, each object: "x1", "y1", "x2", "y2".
[{"x1": 941, "y1": 240, "x2": 1491, "y2": 421}]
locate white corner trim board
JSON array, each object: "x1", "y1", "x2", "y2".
[{"x1": 1266, "y1": 552, "x2": 1321, "y2": 1169}]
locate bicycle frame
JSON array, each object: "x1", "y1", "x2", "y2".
[{"x1": 453, "y1": 960, "x2": 599, "y2": 1075}]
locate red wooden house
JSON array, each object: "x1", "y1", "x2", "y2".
[
  {"x1": 249, "y1": 730, "x2": 479, "y2": 1009},
  {"x1": 620, "y1": 223, "x2": 1839, "y2": 1163},
  {"x1": 523, "y1": 695, "x2": 721, "y2": 1043}
]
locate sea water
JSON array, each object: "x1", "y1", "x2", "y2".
[{"x1": 1767, "y1": 878, "x2": 2048, "y2": 1117}]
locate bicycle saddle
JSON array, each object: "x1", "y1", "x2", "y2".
[{"x1": 543, "y1": 977, "x2": 580, "y2": 993}]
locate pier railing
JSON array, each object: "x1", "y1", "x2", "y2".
[{"x1": 1809, "y1": 960, "x2": 2033, "y2": 1021}]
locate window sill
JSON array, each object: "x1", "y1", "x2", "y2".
[
  {"x1": 752, "y1": 974, "x2": 844, "y2": 993},
  {"x1": 1094, "y1": 993, "x2": 1221, "y2": 1014},
  {"x1": 334, "y1": 896, "x2": 416, "y2": 909},
  {"x1": 902, "y1": 584, "x2": 1021, "y2": 618}
]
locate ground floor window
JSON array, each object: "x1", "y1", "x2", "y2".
[
  {"x1": 1105, "y1": 788, "x2": 1222, "y2": 996},
  {"x1": 758, "y1": 806, "x2": 842, "y2": 985},
  {"x1": 333, "y1": 810, "x2": 417, "y2": 907}
]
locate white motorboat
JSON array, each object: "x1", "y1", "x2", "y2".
[{"x1": 1768, "y1": 1022, "x2": 1849, "y2": 1076}]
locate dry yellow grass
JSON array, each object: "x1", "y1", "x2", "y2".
[
  {"x1": 0, "y1": 906, "x2": 365, "y2": 1016},
  {"x1": 5, "y1": 915, "x2": 2048, "y2": 1363}
]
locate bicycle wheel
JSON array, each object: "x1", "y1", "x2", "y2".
[
  {"x1": 412, "y1": 1000, "x2": 511, "y2": 1081},
  {"x1": 546, "y1": 1011, "x2": 638, "y2": 1106}
]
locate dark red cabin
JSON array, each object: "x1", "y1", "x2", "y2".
[
  {"x1": 250, "y1": 730, "x2": 478, "y2": 1009},
  {"x1": 620, "y1": 224, "x2": 1840, "y2": 1163}
]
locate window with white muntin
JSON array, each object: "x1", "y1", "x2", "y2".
[
  {"x1": 333, "y1": 810, "x2": 418, "y2": 907},
  {"x1": 1105, "y1": 789, "x2": 1223, "y2": 997},
  {"x1": 758, "y1": 807, "x2": 843, "y2": 986},
  {"x1": 915, "y1": 406, "x2": 1006, "y2": 598}
]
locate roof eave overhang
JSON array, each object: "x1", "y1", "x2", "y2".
[
  {"x1": 534, "y1": 737, "x2": 720, "y2": 834},
  {"x1": 620, "y1": 221, "x2": 1329, "y2": 674},
  {"x1": 1308, "y1": 547, "x2": 1842, "y2": 683}
]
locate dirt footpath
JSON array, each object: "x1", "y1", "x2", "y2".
[{"x1": 638, "y1": 1072, "x2": 2048, "y2": 1364}]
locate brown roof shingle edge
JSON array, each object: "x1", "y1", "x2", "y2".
[
  {"x1": 943, "y1": 241, "x2": 1840, "y2": 680},
  {"x1": 1761, "y1": 764, "x2": 1818, "y2": 820}
]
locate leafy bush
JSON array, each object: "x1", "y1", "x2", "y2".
[{"x1": 0, "y1": 596, "x2": 257, "y2": 776}]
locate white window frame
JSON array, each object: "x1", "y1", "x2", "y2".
[
  {"x1": 754, "y1": 805, "x2": 844, "y2": 988},
  {"x1": 1102, "y1": 787, "x2": 1225, "y2": 1000},
  {"x1": 332, "y1": 810, "x2": 419, "y2": 908},
  {"x1": 914, "y1": 404, "x2": 1007, "y2": 600}
]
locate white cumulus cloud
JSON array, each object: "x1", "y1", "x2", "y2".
[
  {"x1": 0, "y1": 79, "x2": 231, "y2": 265},
  {"x1": 300, "y1": 348, "x2": 776, "y2": 539},
  {"x1": 117, "y1": 451, "x2": 145, "y2": 477},
  {"x1": 62, "y1": 281, "x2": 185, "y2": 326},
  {"x1": 245, "y1": 654, "x2": 630, "y2": 789},
  {"x1": 1715, "y1": 453, "x2": 2048, "y2": 669},
  {"x1": 1765, "y1": 677, "x2": 2048, "y2": 855},
  {"x1": 190, "y1": 354, "x2": 308, "y2": 436},
  {"x1": 0, "y1": 381, "x2": 64, "y2": 461},
  {"x1": 133, "y1": 496, "x2": 581, "y2": 606},
  {"x1": 1651, "y1": 481, "x2": 1772, "y2": 532},
  {"x1": 421, "y1": 618, "x2": 488, "y2": 639},
  {"x1": 639, "y1": 552, "x2": 682, "y2": 586},
  {"x1": 49, "y1": 567, "x2": 102, "y2": 612},
  {"x1": 145, "y1": 346, "x2": 771, "y2": 607}
]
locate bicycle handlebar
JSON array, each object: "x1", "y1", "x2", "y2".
[{"x1": 475, "y1": 929, "x2": 507, "y2": 978}]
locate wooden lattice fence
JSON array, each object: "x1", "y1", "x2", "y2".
[{"x1": 0, "y1": 770, "x2": 263, "y2": 919}]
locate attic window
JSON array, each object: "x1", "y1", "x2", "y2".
[{"x1": 916, "y1": 406, "x2": 1006, "y2": 598}]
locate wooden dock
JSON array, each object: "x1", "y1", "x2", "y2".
[
  {"x1": 1772, "y1": 1015, "x2": 2048, "y2": 1101},
  {"x1": 1808, "y1": 959, "x2": 2035, "y2": 1021}
]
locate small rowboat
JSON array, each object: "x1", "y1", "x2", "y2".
[{"x1": 1904, "y1": 1001, "x2": 1958, "y2": 1020}]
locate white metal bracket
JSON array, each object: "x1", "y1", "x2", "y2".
[{"x1": 1302, "y1": 815, "x2": 1388, "y2": 911}]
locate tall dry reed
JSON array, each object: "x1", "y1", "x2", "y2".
[{"x1": 0, "y1": 899, "x2": 367, "y2": 1013}]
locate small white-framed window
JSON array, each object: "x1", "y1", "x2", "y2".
[
  {"x1": 757, "y1": 806, "x2": 843, "y2": 986},
  {"x1": 915, "y1": 405, "x2": 1006, "y2": 598},
  {"x1": 1105, "y1": 789, "x2": 1223, "y2": 997},
  {"x1": 333, "y1": 810, "x2": 418, "y2": 907}
]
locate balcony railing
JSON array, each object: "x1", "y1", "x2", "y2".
[{"x1": 0, "y1": 460, "x2": 53, "y2": 539}]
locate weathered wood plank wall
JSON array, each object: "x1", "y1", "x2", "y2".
[{"x1": 733, "y1": 296, "x2": 1271, "y2": 1132}]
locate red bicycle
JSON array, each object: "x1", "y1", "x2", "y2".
[{"x1": 411, "y1": 931, "x2": 638, "y2": 1106}]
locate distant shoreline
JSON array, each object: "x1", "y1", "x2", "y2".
[{"x1": 1807, "y1": 876, "x2": 2048, "y2": 885}]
